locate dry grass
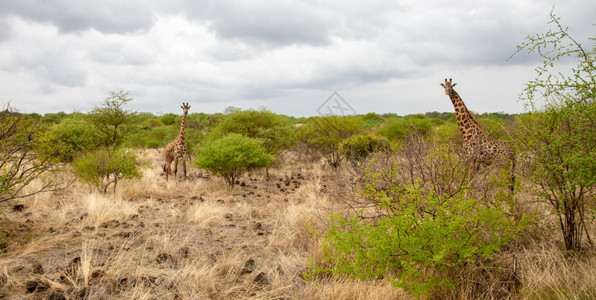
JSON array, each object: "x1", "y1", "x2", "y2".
[
  {"x1": 0, "y1": 148, "x2": 593, "y2": 299},
  {"x1": 518, "y1": 243, "x2": 596, "y2": 299}
]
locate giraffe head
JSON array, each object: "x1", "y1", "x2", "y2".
[
  {"x1": 440, "y1": 78, "x2": 457, "y2": 95},
  {"x1": 181, "y1": 102, "x2": 191, "y2": 115}
]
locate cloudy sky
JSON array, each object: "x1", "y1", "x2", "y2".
[{"x1": 0, "y1": 0, "x2": 594, "y2": 117}]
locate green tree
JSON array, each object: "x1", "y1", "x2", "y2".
[
  {"x1": 296, "y1": 116, "x2": 364, "y2": 169},
  {"x1": 210, "y1": 108, "x2": 295, "y2": 157},
  {"x1": 72, "y1": 148, "x2": 142, "y2": 194},
  {"x1": 37, "y1": 116, "x2": 101, "y2": 162},
  {"x1": 72, "y1": 91, "x2": 142, "y2": 193},
  {"x1": 511, "y1": 11, "x2": 595, "y2": 252},
  {"x1": 195, "y1": 134, "x2": 274, "y2": 188},
  {"x1": 87, "y1": 90, "x2": 136, "y2": 148},
  {"x1": 339, "y1": 131, "x2": 390, "y2": 165},
  {"x1": 1, "y1": 105, "x2": 68, "y2": 203}
]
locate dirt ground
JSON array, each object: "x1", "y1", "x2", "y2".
[{"x1": 0, "y1": 149, "x2": 409, "y2": 299}]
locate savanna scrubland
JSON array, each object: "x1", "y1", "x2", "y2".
[{"x1": 1, "y1": 12, "x2": 594, "y2": 300}]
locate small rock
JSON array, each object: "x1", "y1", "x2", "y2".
[
  {"x1": 254, "y1": 272, "x2": 269, "y2": 285},
  {"x1": 31, "y1": 261, "x2": 44, "y2": 274},
  {"x1": 25, "y1": 279, "x2": 49, "y2": 293},
  {"x1": 156, "y1": 252, "x2": 176, "y2": 264},
  {"x1": 47, "y1": 291, "x2": 66, "y2": 300},
  {"x1": 12, "y1": 204, "x2": 25, "y2": 212},
  {"x1": 177, "y1": 246, "x2": 190, "y2": 259}
]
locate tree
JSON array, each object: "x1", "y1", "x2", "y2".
[
  {"x1": 87, "y1": 90, "x2": 136, "y2": 148},
  {"x1": 37, "y1": 116, "x2": 101, "y2": 162},
  {"x1": 210, "y1": 108, "x2": 295, "y2": 157},
  {"x1": 1, "y1": 105, "x2": 69, "y2": 203},
  {"x1": 72, "y1": 148, "x2": 142, "y2": 194},
  {"x1": 296, "y1": 116, "x2": 364, "y2": 169},
  {"x1": 511, "y1": 11, "x2": 595, "y2": 252},
  {"x1": 72, "y1": 91, "x2": 142, "y2": 193},
  {"x1": 195, "y1": 134, "x2": 274, "y2": 188},
  {"x1": 338, "y1": 131, "x2": 390, "y2": 166}
]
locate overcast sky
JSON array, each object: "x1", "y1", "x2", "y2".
[{"x1": 0, "y1": 0, "x2": 594, "y2": 117}]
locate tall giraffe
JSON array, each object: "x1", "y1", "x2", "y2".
[
  {"x1": 440, "y1": 78, "x2": 516, "y2": 191},
  {"x1": 164, "y1": 102, "x2": 190, "y2": 181}
]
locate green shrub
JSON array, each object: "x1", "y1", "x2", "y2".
[
  {"x1": 296, "y1": 116, "x2": 364, "y2": 169},
  {"x1": 73, "y1": 148, "x2": 142, "y2": 193},
  {"x1": 361, "y1": 112, "x2": 385, "y2": 129},
  {"x1": 511, "y1": 11, "x2": 596, "y2": 252},
  {"x1": 339, "y1": 131, "x2": 390, "y2": 162},
  {"x1": 38, "y1": 117, "x2": 101, "y2": 162},
  {"x1": 195, "y1": 134, "x2": 274, "y2": 188},
  {"x1": 140, "y1": 118, "x2": 164, "y2": 129},
  {"x1": 210, "y1": 109, "x2": 295, "y2": 156},
  {"x1": 309, "y1": 162, "x2": 524, "y2": 298},
  {"x1": 378, "y1": 116, "x2": 437, "y2": 141},
  {"x1": 159, "y1": 113, "x2": 178, "y2": 126}
]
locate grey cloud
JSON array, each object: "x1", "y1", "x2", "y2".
[
  {"x1": 0, "y1": 0, "x2": 160, "y2": 33},
  {"x1": 183, "y1": 1, "x2": 333, "y2": 46}
]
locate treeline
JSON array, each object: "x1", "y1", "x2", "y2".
[{"x1": 27, "y1": 108, "x2": 517, "y2": 151}]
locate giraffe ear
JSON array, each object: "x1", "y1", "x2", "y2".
[
  {"x1": 452, "y1": 83, "x2": 457, "y2": 87},
  {"x1": 440, "y1": 83, "x2": 445, "y2": 87}
]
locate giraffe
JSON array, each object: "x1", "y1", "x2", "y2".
[
  {"x1": 163, "y1": 102, "x2": 190, "y2": 181},
  {"x1": 440, "y1": 78, "x2": 516, "y2": 191}
]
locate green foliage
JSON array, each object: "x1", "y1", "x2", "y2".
[
  {"x1": 37, "y1": 116, "x2": 101, "y2": 162},
  {"x1": 511, "y1": 11, "x2": 595, "y2": 252},
  {"x1": 72, "y1": 148, "x2": 142, "y2": 194},
  {"x1": 296, "y1": 116, "x2": 364, "y2": 169},
  {"x1": 159, "y1": 113, "x2": 179, "y2": 126},
  {"x1": 361, "y1": 112, "x2": 385, "y2": 129},
  {"x1": 309, "y1": 162, "x2": 523, "y2": 298},
  {"x1": 210, "y1": 109, "x2": 295, "y2": 156},
  {"x1": 339, "y1": 131, "x2": 390, "y2": 162},
  {"x1": 378, "y1": 115, "x2": 438, "y2": 141},
  {"x1": 194, "y1": 134, "x2": 274, "y2": 188},
  {"x1": 140, "y1": 118, "x2": 164, "y2": 130},
  {"x1": 424, "y1": 111, "x2": 453, "y2": 121},
  {"x1": 87, "y1": 90, "x2": 136, "y2": 148},
  {"x1": 1, "y1": 105, "x2": 66, "y2": 203}
]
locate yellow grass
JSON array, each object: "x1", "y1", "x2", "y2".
[{"x1": 0, "y1": 148, "x2": 593, "y2": 299}]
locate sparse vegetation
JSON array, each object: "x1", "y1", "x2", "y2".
[
  {"x1": 511, "y1": 10, "x2": 596, "y2": 252},
  {"x1": 0, "y1": 105, "x2": 68, "y2": 203},
  {"x1": 0, "y1": 12, "x2": 593, "y2": 300}
]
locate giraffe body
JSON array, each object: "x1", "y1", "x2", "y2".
[
  {"x1": 164, "y1": 103, "x2": 190, "y2": 180},
  {"x1": 440, "y1": 79, "x2": 516, "y2": 190}
]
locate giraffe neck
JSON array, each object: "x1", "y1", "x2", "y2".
[
  {"x1": 448, "y1": 90, "x2": 484, "y2": 141},
  {"x1": 177, "y1": 113, "x2": 187, "y2": 139}
]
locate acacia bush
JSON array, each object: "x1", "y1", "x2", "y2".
[
  {"x1": 309, "y1": 137, "x2": 530, "y2": 298},
  {"x1": 1, "y1": 105, "x2": 68, "y2": 203},
  {"x1": 210, "y1": 109, "x2": 295, "y2": 157},
  {"x1": 296, "y1": 116, "x2": 364, "y2": 169},
  {"x1": 195, "y1": 134, "x2": 273, "y2": 188},
  {"x1": 338, "y1": 131, "x2": 390, "y2": 166},
  {"x1": 38, "y1": 116, "x2": 101, "y2": 162},
  {"x1": 511, "y1": 11, "x2": 595, "y2": 252},
  {"x1": 72, "y1": 148, "x2": 142, "y2": 194}
]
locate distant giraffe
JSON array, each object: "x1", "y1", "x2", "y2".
[
  {"x1": 164, "y1": 102, "x2": 190, "y2": 181},
  {"x1": 440, "y1": 78, "x2": 516, "y2": 191}
]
